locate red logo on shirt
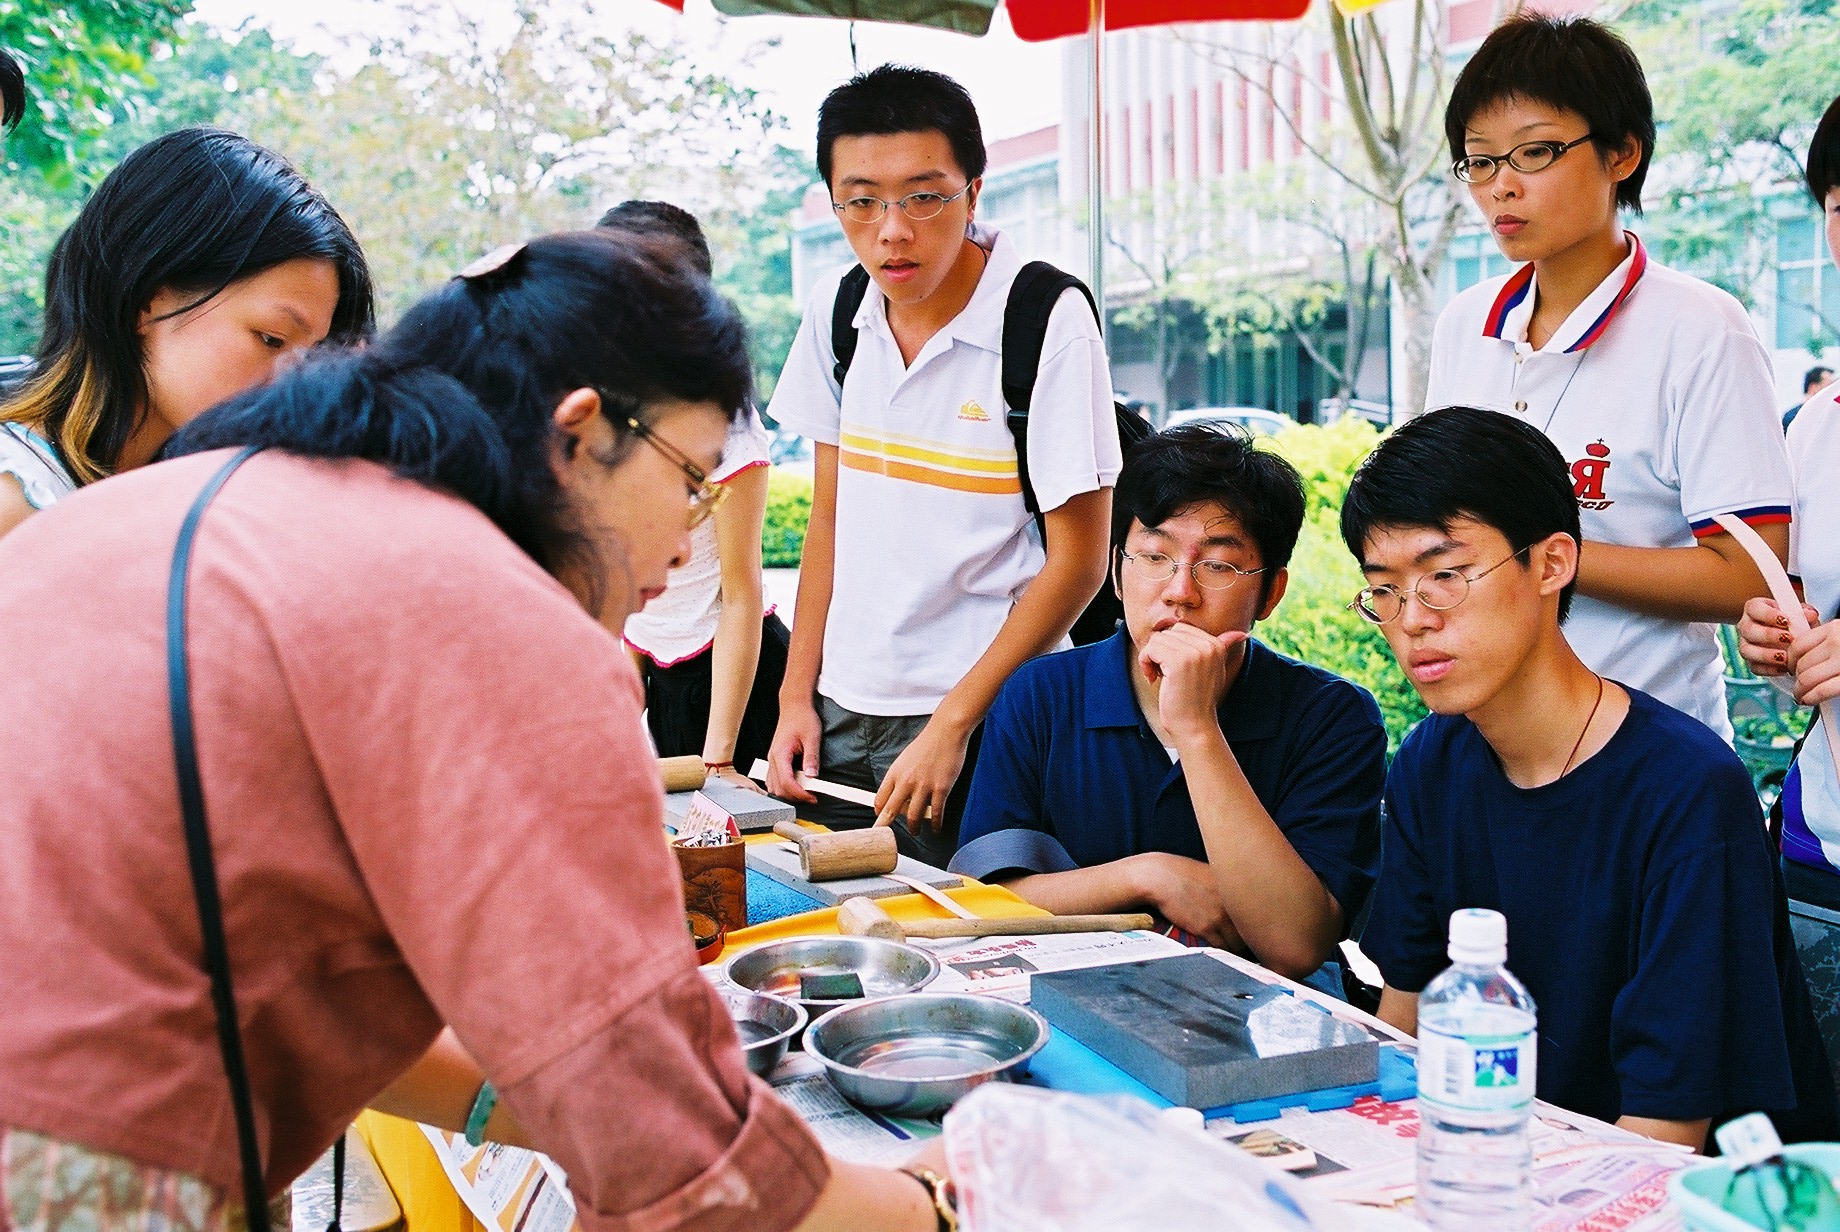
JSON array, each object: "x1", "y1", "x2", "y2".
[{"x1": 1571, "y1": 440, "x2": 1614, "y2": 511}]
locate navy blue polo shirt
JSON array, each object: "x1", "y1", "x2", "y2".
[
  {"x1": 949, "y1": 630, "x2": 1386, "y2": 929},
  {"x1": 1364, "y1": 689, "x2": 1840, "y2": 1140}
]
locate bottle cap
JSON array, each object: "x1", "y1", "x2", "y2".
[
  {"x1": 1715, "y1": 1113, "x2": 1784, "y2": 1169},
  {"x1": 1448, "y1": 908, "x2": 1508, "y2": 965}
]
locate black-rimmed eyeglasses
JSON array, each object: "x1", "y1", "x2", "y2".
[{"x1": 1452, "y1": 135, "x2": 1595, "y2": 185}]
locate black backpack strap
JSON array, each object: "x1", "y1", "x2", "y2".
[
  {"x1": 830, "y1": 265, "x2": 873, "y2": 388},
  {"x1": 1001, "y1": 262, "x2": 1100, "y2": 521},
  {"x1": 168, "y1": 445, "x2": 271, "y2": 1232}
]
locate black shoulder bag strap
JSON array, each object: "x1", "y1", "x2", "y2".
[
  {"x1": 830, "y1": 265, "x2": 873, "y2": 388},
  {"x1": 1001, "y1": 261, "x2": 1100, "y2": 527},
  {"x1": 167, "y1": 445, "x2": 273, "y2": 1232}
]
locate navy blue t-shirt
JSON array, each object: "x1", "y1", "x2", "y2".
[
  {"x1": 1365, "y1": 689, "x2": 1838, "y2": 1138},
  {"x1": 949, "y1": 630, "x2": 1386, "y2": 930}
]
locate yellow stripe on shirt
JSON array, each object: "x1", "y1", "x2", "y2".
[
  {"x1": 838, "y1": 430, "x2": 1019, "y2": 476},
  {"x1": 840, "y1": 449, "x2": 1023, "y2": 495}
]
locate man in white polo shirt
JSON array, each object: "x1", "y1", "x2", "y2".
[
  {"x1": 1425, "y1": 15, "x2": 1792, "y2": 739},
  {"x1": 766, "y1": 65, "x2": 1119, "y2": 866}
]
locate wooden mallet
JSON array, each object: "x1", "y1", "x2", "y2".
[
  {"x1": 659, "y1": 755, "x2": 708, "y2": 794},
  {"x1": 836, "y1": 896, "x2": 1155, "y2": 941},
  {"x1": 772, "y1": 820, "x2": 898, "y2": 882}
]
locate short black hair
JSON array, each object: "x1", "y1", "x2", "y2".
[
  {"x1": 1112, "y1": 423, "x2": 1305, "y2": 606},
  {"x1": 1, "y1": 49, "x2": 24, "y2": 133},
  {"x1": 1807, "y1": 93, "x2": 1840, "y2": 206},
  {"x1": 1806, "y1": 365, "x2": 1835, "y2": 393},
  {"x1": 1446, "y1": 15, "x2": 1655, "y2": 214},
  {"x1": 597, "y1": 199, "x2": 712, "y2": 276},
  {"x1": 1342, "y1": 407, "x2": 1581, "y2": 621},
  {"x1": 816, "y1": 65, "x2": 986, "y2": 188}
]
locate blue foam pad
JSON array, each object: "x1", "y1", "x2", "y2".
[
  {"x1": 1027, "y1": 1002, "x2": 1417, "y2": 1122},
  {"x1": 746, "y1": 868, "x2": 824, "y2": 926}
]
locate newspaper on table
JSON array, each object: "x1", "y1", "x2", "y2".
[{"x1": 418, "y1": 1128, "x2": 578, "y2": 1232}]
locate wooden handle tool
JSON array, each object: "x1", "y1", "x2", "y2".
[
  {"x1": 659, "y1": 755, "x2": 708, "y2": 793},
  {"x1": 836, "y1": 896, "x2": 1154, "y2": 941},
  {"x1": 772, "y1": 821, "x2": 898, "y2": 882},
  {"x1": 748, "y1": 759, "x2": 879, "y2": 809}
]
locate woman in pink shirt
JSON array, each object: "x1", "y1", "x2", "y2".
[{"x1": 0, "y1": 230, "x2": 951, "y2": 1232}]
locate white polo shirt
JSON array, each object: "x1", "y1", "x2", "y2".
[
  {"x1": 1783, "y1": 389, "x2": 1840, "y2": 876},
  {"x1": 767, "y1": 225, "x2": 1120, "y2": 715},
  {"x1": 1427, "y1": 232, "x2": 1793, "y2": 738}
]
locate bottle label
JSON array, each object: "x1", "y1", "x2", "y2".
[{"x1": 1417, "y1": 1023, "x2": 1536, "y2": 1115}]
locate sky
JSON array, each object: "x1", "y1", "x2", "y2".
[{"x1": 185, "y1": 0, "x2": 1066, "y2": 148}]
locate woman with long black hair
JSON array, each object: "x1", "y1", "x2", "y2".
[
  {"x1": 0, "y1": 126, "x2": 371, "y2": 536},
  {"x1": 0, "y1": 229, "x2": 950, "y2": 1231}
]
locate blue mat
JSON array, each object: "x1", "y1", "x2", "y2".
[
  {"x1": 746, "y1": 867, "x2": 824, "y2": 926},
  {"x1": 1027, "y1": 1019, "x2": 1417, "y2": 1122}
]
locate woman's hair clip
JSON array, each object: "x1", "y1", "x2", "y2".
[{"x1": 456, "y1": 242, "x2": 528, "y2": 282}]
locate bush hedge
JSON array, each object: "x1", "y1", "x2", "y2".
[
  {"x1": 763, "y1": 469, "x2": 813, "y2": 568},
  {"x1": 755, "y1": 418, "x2": 1427, "y2": 749}
]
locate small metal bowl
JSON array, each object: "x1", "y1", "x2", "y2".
[
  {"x1": 725, "y1": 936, "x2": 940, "y2": 1017},
  {"x1": 720, "y1": 989, "x2": 807, "y2": 1078},
  {"x1": 804, "y1": 993, "x2": 1051, "y2": 1116}
]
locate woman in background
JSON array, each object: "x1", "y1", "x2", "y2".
[{"x1": 0, "y1": 126, "x2": 371, "y2": 536}]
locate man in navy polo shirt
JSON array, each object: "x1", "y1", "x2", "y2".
[
  {"x1": 949, "y1": 425, "x2": 1386, "y2": 981},
  {"x1": 1346, "y1": 406, "x2": 1838, "y2": 1149}
]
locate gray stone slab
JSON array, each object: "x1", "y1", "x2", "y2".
[
  {"x1": 664, "y1": 781, "x2": 796, "y2": 833},
  {"x1": 744, "y1": 840, "x2": 961, "y2": 904},
  {"x1": 1030, "y1": 953, "x2": 1378, "y2": 1108}
]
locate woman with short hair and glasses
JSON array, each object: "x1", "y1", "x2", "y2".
[
  {"x1": 0, "y1": 229, "x2": 955, "y2": 1232},
  {"x1": 1425, "y1": 14, "x2": 1792, "y2": 740}
]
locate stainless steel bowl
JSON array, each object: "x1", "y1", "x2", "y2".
[
  {"x1": 720, "y1": 988, "x2": 807, "y2": 1078},
  {"x1": 804, "y1": 993, "x2": 1050, "y2": 1116},
  {"x1": 725, "y1": 936, "x2": 940, "y2": 1017}
]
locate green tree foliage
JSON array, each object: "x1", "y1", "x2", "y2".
[
  {"x1": 1624, "y1": 0, "x2": 1840, "y2": 321},
  {"x1": 1259, "y1": 419, "x2": 1426, "y2": 751},
  {"x1": 0, "y1": 0, "x2": 188, "y2": 185}
]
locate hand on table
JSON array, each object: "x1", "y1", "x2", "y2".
[
  {"x1": 711, "y1": 764, "x2": 766, "y2": 794},
  {"x1": 875, "y1": 717, "x2": 971, "y2": 834},
  {"x1": 768, "y1": 701, "x2": 822, "y2": 803}
]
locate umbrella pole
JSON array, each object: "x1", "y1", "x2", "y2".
[{"x1": 1087, "y1": 0, "x2": 1105, "y2": 322}]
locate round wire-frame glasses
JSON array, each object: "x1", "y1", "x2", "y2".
[
  {"x1": 831, "y1": 185, "x2": 971, "y2": 225},
  {"x1": 1452, "y1": 134, "x2": 1596, "y2": 184},
  {"x1": 1348, "y1": 545, "x2": 1533, "y2": 624},
  {"x1": 1120, "y1": 549, "x2": 1265, "y2": 592}
]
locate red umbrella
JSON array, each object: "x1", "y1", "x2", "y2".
[{"x1": 651, "y1": 0, "x2": 1310, "y2": 303}]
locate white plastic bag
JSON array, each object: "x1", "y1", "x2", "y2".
[{"x1": 943, "y1": 1085, "x2": 1344, "y2": 1232}]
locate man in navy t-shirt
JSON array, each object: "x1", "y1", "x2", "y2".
[
  {"x1": 1344, "y1": 406, "x2": 1837, "y2": 1149},
  {"x1": 950, "y1": 425, "x2": 1386, "y2": 981}
]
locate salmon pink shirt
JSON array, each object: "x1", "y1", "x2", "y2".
[{"x1": 0, "y1": 451, "x2": 825, "y2": 1231}]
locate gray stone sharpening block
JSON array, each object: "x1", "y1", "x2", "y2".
[
  {"x1": 1030, "y1": 954, "x2": 1378, "y2": 1108},
  {"x1": 744, "y1": 840, "x2": 962, "y2": 904},
  {"x1": 663, "y1": 782, "x2": 796, "y2": 833}
]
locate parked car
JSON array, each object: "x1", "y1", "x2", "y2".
[
  {"x1": 0, "y1": 354, "x2": 32, "y2": 397},
  {"x1": 1161, "y1": 405, "x2": 1294, "y2": 437},
  {"x1": 1317, "y1": 397, "x2": 1393, "y2": 427}
]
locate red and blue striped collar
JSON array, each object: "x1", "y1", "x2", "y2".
[{"x1": 1481, "y1": 231, "x2": 1648, "y2": 353}]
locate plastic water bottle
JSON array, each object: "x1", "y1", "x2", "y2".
[{"x1": 1415, "y1": 908, "x2": 1538, "y2": 1231}]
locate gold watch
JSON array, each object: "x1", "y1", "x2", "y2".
[{"x1": 899, "y1": 1165, "x2": 958, "y2": 1232}]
